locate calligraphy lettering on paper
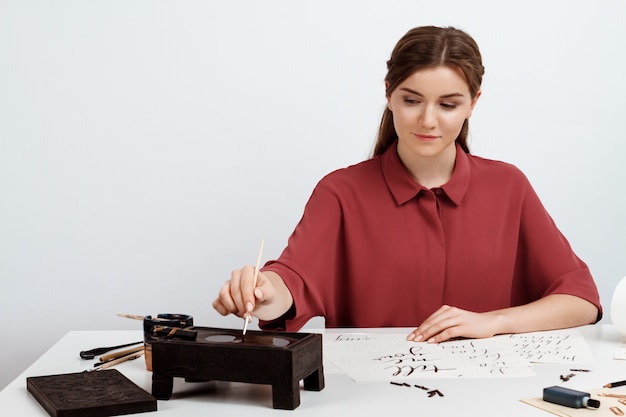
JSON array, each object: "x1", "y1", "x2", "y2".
[
  {"x1": 333, "y1": 334, "x2": 371, "y2": 342},
  {"x1": 372, "y1": 345, "x2": 454, "y2": 377},
  {"x1": 508, "y1": 334, "x2": 580, "y2": 362}
]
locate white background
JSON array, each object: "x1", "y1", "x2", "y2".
[{"x1": 1, "y1": 0, "x2": 625, "y2": 390}]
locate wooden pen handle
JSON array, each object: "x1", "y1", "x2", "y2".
[
  {"x1": 91, "y1": 350, "x2": 144, "y2": 372},
  {"x1": 99, "y1": 345, "x2": 145, "y2": 362}
]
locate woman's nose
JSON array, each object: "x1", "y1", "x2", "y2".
[{"x1": 419, "y1": 105, "x2": 437, "y2": 129}]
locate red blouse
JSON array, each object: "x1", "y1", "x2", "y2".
[{"x1": 260, "y1": 142, "x2": 602, "y2": 331}]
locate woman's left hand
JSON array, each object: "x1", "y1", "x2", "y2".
[
  {"x1": 407, "y1": 295, "x2": 598, "y2": 343},
  {"x1": 406, "y1": 305, "x2": 500, "y2": 343}
]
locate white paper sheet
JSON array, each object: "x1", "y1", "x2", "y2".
[{"x1": 323, "y1": 328, "x2": 594, "y2": 383}]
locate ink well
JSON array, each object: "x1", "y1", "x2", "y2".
[
  {"x1": 543, "y1": 386, "x2": 601, "y2": 409},
  {"x1": 143, "y1": 313, "x2": 194, "y2": 371}
]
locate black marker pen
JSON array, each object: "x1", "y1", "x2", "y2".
[{"x1": 543, "y1": 386, "x2": 600, "y2": 409}]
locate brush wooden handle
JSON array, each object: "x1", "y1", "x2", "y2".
[
  {"x1": 79, "y1": 341, "x2": 143, "y2": 359},
  {"x1": 100, "y1": 345, "x2": 145, "y2": 362}
]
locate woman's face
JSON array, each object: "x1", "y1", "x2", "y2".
[{"x1": 387, "y1": 65, "x2": 480, "y2": 162}]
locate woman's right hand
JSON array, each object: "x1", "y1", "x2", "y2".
[{"x1": 212, "y1": 266, "x2": 293, "y2": 322}]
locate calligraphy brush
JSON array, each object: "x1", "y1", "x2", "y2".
[
  {"x1": 79, "y1": 341, "x2": 143, "y2": 359},
  {"x1": 116, "y1": 313, "x2": 169, "y2": 321},
  {"x1": 243, "y1": 238, "x2": 265, "y2": 336},
  {"x1": 99, "y1": 345, "x2": 145, "y2": 363},
  {"x1": 89, "y1": 350, "x2": 144, "y2": 372}
]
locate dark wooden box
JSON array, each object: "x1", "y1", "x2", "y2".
[
  {"x1": 27, "y1": 369, "x2": 157, "y2": 417},
  {"x1": 150, "y1": 327, "x2": 324, "y2": 410}
]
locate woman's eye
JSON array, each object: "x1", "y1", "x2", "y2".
[
  {"x1": 441, "y1": 102, "x2": 458, "y2": 109},
  {"x1": 403, "y1": 98, "x2": 420, "y2": 105}
]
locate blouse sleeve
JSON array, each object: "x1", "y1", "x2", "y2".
[
  {"x1": 511, "y1": 175, "x2": 602, "y2": 321},
  {"x1": 259, "y1": 175, "x2": 345, "y2": 331}
]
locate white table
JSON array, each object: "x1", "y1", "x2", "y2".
[{"x1": 1, "y1": 325, "x2": 625, "y2": 416}]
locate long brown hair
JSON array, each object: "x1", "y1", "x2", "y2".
[{"x1": 372, "y1": 26, "x2": 484, "y2": 157}]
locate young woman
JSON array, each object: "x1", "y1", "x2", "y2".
[{"x1": 213, "y1": 26, "x2": 601, "y2": 343}]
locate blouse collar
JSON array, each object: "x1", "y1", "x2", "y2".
[{"x1": 381, "y1": 141, "x2": 470, "y2": 206}]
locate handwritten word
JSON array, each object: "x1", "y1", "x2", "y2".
[{"x1": 333, "y1": 334, "x2": 371, "y2": 342}]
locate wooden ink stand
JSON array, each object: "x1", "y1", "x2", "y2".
[{"x1": 150, "y1": 327, "x2": 324, "y2": 410}]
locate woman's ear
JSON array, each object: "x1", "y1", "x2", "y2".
[
  {"x1": 385, "y1": 81, "x2": 393, "y2": 112},
  {"x1": 467, "y1": 90, "x2": 481, "y2": 118}
]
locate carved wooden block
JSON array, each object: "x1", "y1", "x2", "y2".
[{"x1": 27, "y1": 369, "x2": 157, "y2": 417}]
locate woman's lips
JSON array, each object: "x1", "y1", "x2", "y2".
[{"x1": 413, "y1": 133, "x2": 439, "y2": 142}]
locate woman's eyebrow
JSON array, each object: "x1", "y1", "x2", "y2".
[{"x1": 399, "y1": 87, "x2": 465, "y2": 99}]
